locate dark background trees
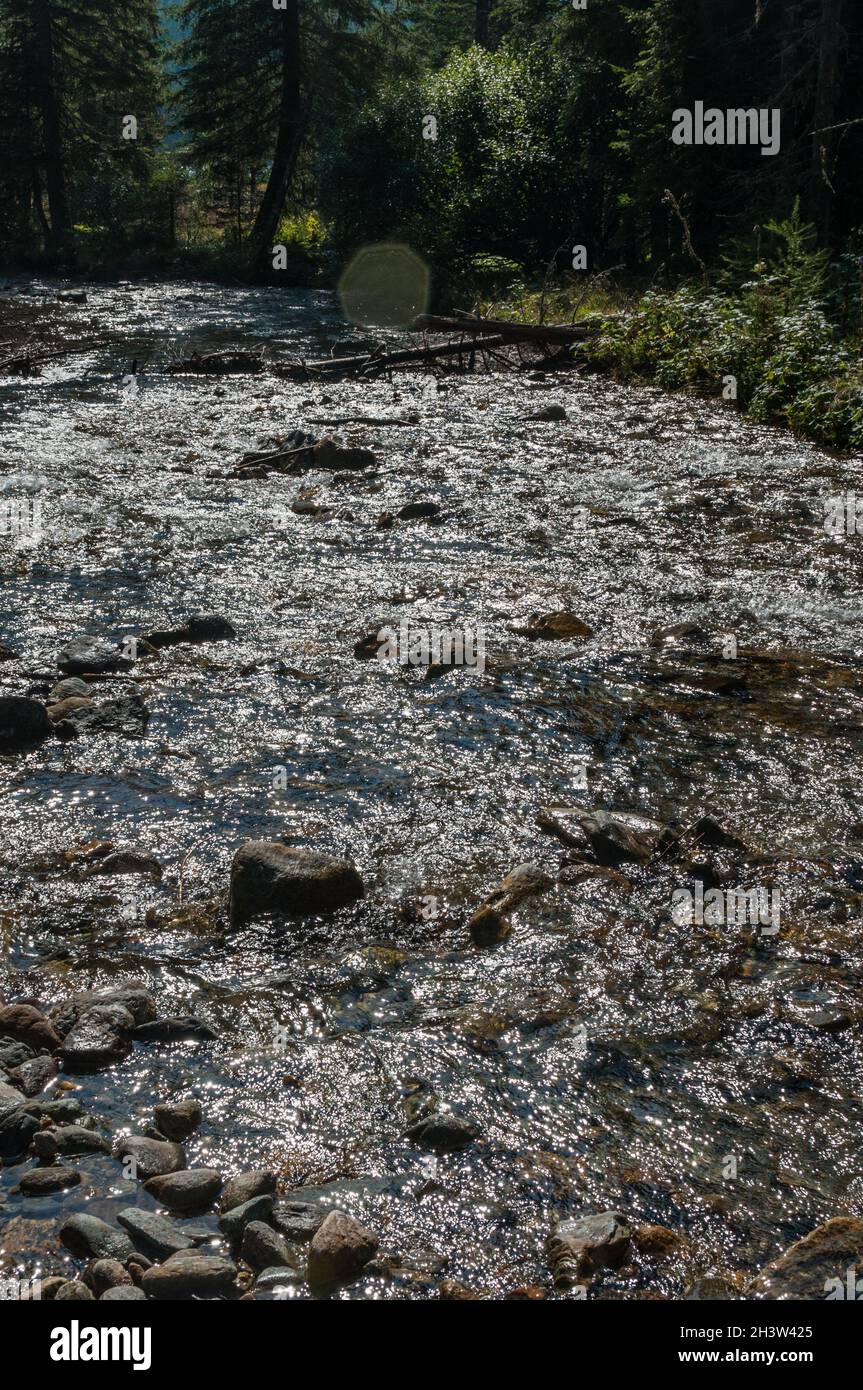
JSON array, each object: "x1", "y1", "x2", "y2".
[{"x1": 0, "y1": 0, "x2": 860, "y2": 280}]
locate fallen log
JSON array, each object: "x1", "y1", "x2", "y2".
[{"x1": 413, "y1": 314, "x2": 597, "y2": 342}]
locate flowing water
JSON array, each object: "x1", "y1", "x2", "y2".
[{"x1": 1, "y1": 280, "x2": 862, "y2": 1299}]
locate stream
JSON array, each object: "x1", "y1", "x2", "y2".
[{"x1": 1, "y1": 279, "x2": 862, "y2": 1299}]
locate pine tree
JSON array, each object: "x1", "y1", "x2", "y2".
[{"x1": 0, "y1": 0, "x2": 162, "y2": 264}]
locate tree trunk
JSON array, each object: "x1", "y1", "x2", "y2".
[
  {"x1": 810, "y1": 0, "x2": 843, "y2": 241},
  {"x1": 475, "y1": 0, "x2": 491, "y2": 48},
  {"x1": 245, "y1": 0, "x2": 303, "y2": 276},
  {"x1": 33, "y1": 0, "x2": 74, "y2": 264}
]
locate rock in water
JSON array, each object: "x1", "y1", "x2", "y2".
[
  {"x1": 0, "y1": 1080, "x2": 38, "y2": 1159},
  {"x1": 512, "y1": 611, "x2": 592, "y2": 640},
  {"x1": 141, "y1": 614, "x2": 236, "y2": 649},
  {"x1": 140, "y1": 1252, "x2": 237, "y2": 1300},
  {"x1": 56, "y1": 636, "x2": 133, "y2": 675},
  {"x1": 218, "y1": 1195, "x2": 275, "y2": 1241},
  {"x1": 241, "y1": 1221, "x2": 296, "y2": 1271},
  {"x1": 536, "y1": 806, "x2": 667, "y2": 867},
  {"x1": 219, "y1": 1169, "x2": 277, "y2": 1213},
  {"x1": 0, "y1": 1003, "x2": 61, "y2": 1051},
  {"x1": 50, "y1": 983, "x2": 157, "y2": 1037},
  {"x1": 153, "y1": 1098, "x2": 202, "y2": 1141},
  {"x1": 469, "y1": 863, "x2": 553, "y2": 945},
  {"x1": 144, "y1": 1168, "x2": 223, "y2": 1213},
  {"x1": 19, "y1": 1166, "x2": 82, "y2": 1196},
  {"x1": 0, "y1": 696, "x2": 51, "y2": 750},
  {"x1": 229, "y1": 842, "x2": 364, "y2": 922},
  {"x1": 115, "y1": 1135, "x2": 187, "y2": 1181},
  {"x1": 307, "y1": 1210, "x2": 378, "y2": 1290},
  {"x1": 61, "y1": 693, "x2": 149, "y2": 737},
  {"x1": 751, "y1": 1218, "x2": 863, "y2": 1299},
  {"x1": 547, "y1": 1212, "x2": 631, "y2": 1286},
  {"x1": 60, "y1": 1003, "x2": 135, "y2": 1071},
  {"x1": 404, "y1": 1112, "x2": 479, "y2": 1153},
  {"x1": 117, "y1": 1207, "x2": 197, "y2": 1259},
  {"x1": 59, "y1": 1213, "x2": 134, "y2": 1263}
]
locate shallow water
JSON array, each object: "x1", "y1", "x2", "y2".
[{"x1": 1, "y1": 279, "x2": 862, "y2": 1299}]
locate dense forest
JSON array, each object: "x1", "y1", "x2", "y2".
[{"x1": 1, "y1": 1, "x2": 862, "y2": 442}]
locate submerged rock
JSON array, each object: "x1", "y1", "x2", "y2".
[
  {"x1": 405, "y1": 1112, "x2": 479, "y2": 1152},
  {"x1": 537, "y1": 806, "x2": 667, "y2": 866},
  {"x1": 512, "y1": 611, "x2": 593, "y2": 641},
  {"x1": 19, "y1": 1166, "x2": 82, "y2": 1196},
  {"x1": 229, "y1": 841, "x2": 364, "y2": 922},
  {"x1": 751, "y1": 1218, "x2": 863, "y2": 1300},
  {"x1": 141, "y1": 613, "x2": 237, "y2": 649},
  {"x1": 470, "y1": 863, "x2": 553, "y2": 945},
  {"x1": 0, "y1": 695, "x2": 51, "y2": 750},
  {"x1": 133, "y1": 1015, "x2": 217, "y2": 1042},
  {"x1": 82, "y1": 848, "x2": 163, "y2": 878},
  {"x1": 272, "y1": 1200, "x2": 326, "y2": 1243},
  {"x1": 547, "y1": 1212, "x2": 632, "y2": 1286},
  {"x1": 307, "y1": 1210, "x2": 378, "y2": 1290}
]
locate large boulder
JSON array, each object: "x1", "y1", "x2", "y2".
[
  {"x1": 0, "y1": 696, "x2": 51, "y2": 750},
  {"x1": 229, "y1": 842, "x2": 364, "y2": 923}
]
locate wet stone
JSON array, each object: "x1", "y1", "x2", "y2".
[
  {"x1": 140, "y1": 1251, "x2": 238, "y2": 1300},
  {"x1": 115, "y1": 1135, "x2": 187, "y2": 1181},
  {"x1": 307, "y1": 1210, "x2": 379, "y2": 1290},
  {"x1": 547, "y1": 1212, "x2": 632, "y2": 1286},
  {"x1": 219, "y1": 1194, "x2": 275, "y2": 1240},
  {"x1": 405, "y1": 1112, "x2": 479, "y2": 1153},
  {"x1": 219, "y1": 1169, "x2": 277, "y2": 1213},
  {"x1": 230, "y1": 841, "x2": 365, "y2": 922},
  {"x1": 0, "y1": 696, "x2": 52, "y2": 750},
  {"x1": 144, "y1": 1167, "x2": 223, "y2": 1213},
  {"x1": 60, "y1": 1003, "x2": 135, "y2": 1071},
  {"x1": 59, "y1": 1213, "x2": 134, "y2": 1263},
  {"x1": 56, "y1": 635, "x2": 132, "y2": 675},
  {"x1": 241, "y1": 1220, "x2": 296, "y2": 1271},
  {"x1": 117, "y1": 1207, "x2": 197, "y2": 1259},
  {"x1": 19, "y1": 1166, "x2": 82, "y2": 1196},
  {"x1": 153, "y1": 1098, "x2": 202, "y2": 1141}
]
